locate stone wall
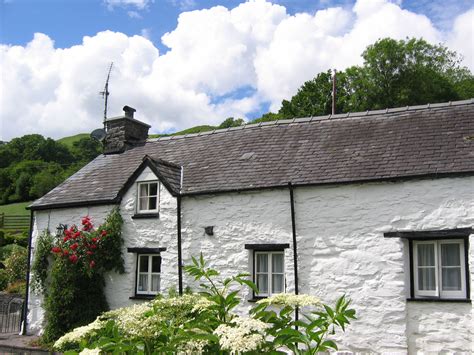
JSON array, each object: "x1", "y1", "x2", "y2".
[{"x1": 27, "y1": 174, "x2": 474, "y2": 352}]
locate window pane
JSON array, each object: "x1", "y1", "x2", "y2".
[
  {"x1": 442, "y1": 268, "x2": 461, "y2": 291},
  {"x1": 139, "y1": 197, "x2": 148, "y2": 211},
  {"x1": 152, "y1": 256, "x2": 161, "y2": 273},
  {"x1": 417, "y1": 244, "x2": 435, "y2": 266},
  {"x1": 139, "y1": 255, "x2": 149, "y2": 272},
  {"x1": 256, "y1": 254, "x2": 268, "y2": 273},
  {"x1": 257, "y1": 274, "x2": 268, "y2": 294},
  {"x1": 149, "y1": 197, "x2": 157, "y2": 210},
  {"x1": 139, "y1": 184, "x2": 148, "y2": 197},
  {"x1": 418, "y1": 268, "x2": 436, "y2": 291},
  {"x1": 272, "y1": 274, "x2": 284, "y2": 294},
  {"x1": 151, "y1": 274, "x2": 160, "y2": 292},
  {"x1": 149, "y1": 183, "x2": 158, "y2": 196},
  {"x1": 272, "y1": 254, "x2": 284, "y2": 273},
  {"x1": 138, "y1": 273, "x2": 148, "y2": 291},
  {"x1": 441, "y1": 244, "x2": 460, "y2": 266}
]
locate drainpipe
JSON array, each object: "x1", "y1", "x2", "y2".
[
  {"x1": 288, "y1": 182, "x2": 299, "y2": 322},
  {"x1": 177, "y1": 195, "x2": 183, "y2": 295},
  {"x1": 21, "y1": 210, "x2": 35, "y2": 335}
]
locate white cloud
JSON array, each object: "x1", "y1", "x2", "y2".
[
  {"x1": 127, "y1": 10, "x2": 143, "y2": 19},
  {"x1": 104, "y1": 0, "x2": 152, "y2": 10},
  {"x1": 169, "y1": 0, "x2": 197, "y2": 11},
  {"x1": 0, "y1": 0, "x2": 473, "y2": 140}
]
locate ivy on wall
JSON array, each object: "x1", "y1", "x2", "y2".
[{"x1": 30, "y1": 207, "x2": 124, "y2": 343}]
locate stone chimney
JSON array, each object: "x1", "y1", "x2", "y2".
[{"x1": 104, "y1": 106, "x2": 151, "y2": 154}]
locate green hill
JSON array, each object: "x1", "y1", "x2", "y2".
[
  {"x1": 58, "y1": 133, "x2": 89, "y2": 148},
  {"x1": 0, "y1": 201, "x2": 31, "y2": 216}
]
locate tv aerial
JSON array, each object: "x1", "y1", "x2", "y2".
[
  {"x1": 91, "y1": 62, "x2": 113, "y2": 144},
  {"x1": 99, "y1": 62, "x2": 114, "y2": 129}
]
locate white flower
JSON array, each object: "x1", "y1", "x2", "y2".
[
  {"x1": 257, "y1": 293, "x2": 321, "y2": 308},
  {"x1": 79, "y1": 348, "x2": 101, "y2": 355},
  {"x1": 54, "y1": 318, "x2": 104, "y2": 350},
  {"x1": 214, "y1": 316, "x2": 269, "y2": 352}
]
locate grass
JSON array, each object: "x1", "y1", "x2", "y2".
[
  {"x1": 0, "y1": 201, "x2": 31, "y2": 216},
  {"x1": 57, "y1": 133, "x2": 89, "y2": 148}
]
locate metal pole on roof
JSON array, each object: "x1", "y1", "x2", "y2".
[{"x1": 332, "y1": 69, "x2": 337, "y2": 115}]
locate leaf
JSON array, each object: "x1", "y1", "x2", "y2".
[{"x1": 321, "y1": 339, "x2": 338, "y2": 350}]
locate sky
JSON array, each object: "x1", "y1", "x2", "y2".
[{"x1": 0, "y1": 0, "x2": 473, "y2": 140}]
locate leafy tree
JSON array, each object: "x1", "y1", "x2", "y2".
[
  {"x1": 258, "y1": 37, "x2": 474, "y2": 120},
  {"x1": 218, "y1": 117, "x2": 245, "y2": 129},
  {"x1": 71, "y1": 137, "x2": 102, "y2": 162}
]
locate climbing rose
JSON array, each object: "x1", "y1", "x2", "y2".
[
  {"x1": 69, "y1": 255, "x2": 78, "y2": 264},
  {"x1": 51, "y1": 247, "x2": 61, "y2": 253}
]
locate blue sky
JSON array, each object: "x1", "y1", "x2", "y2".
[{"x1": 0, "y1": 0, "x2": 473, "y2": 140}]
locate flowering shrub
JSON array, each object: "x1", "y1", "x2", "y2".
[
  {"x1": 31, "y1": 207, "x2": 124, "y2": 343},
  {"x1": 54, "y1": 254, "x2": 356, "y2": 354}
]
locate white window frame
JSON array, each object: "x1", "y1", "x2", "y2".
[
  {"x1": 136, "y1": 254, "x2": 161, "y2": 295},
  {"x1": 254, "y1": 251, "x2": 285, "y2": 297},
  {"x1": 136, "y1": 181, "x2": 160, "y2": 213},
  {"x1": 413, "y1": 239, "x2": 466, "y2": 299}
]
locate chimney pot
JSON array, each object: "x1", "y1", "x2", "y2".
[{"x1": 123, "y1": 105, "x2": 136, "y2": 118}]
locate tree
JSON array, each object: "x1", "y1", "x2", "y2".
[{"x1": 258, "y1": 37, "x2": 474, "y2": 120}]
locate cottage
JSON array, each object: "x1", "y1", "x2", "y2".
[{"x1": 26, "y1": 100, "x2": 473, "y2": 352}]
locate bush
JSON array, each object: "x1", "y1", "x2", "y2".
[
  {"x1": 0, "y1": 244, "x2": 25, "y2": 261},
  {"x1": 5, "y1": 280, "x2": 26, "y2": 295},
  {"x1": 32, "y1": 208, "x2": 125, "y2": 344},
  {"x1": 54, "y1": 255, "x2": 356, "y2": 354},
  {"x1": 0, "y1": 269, "x2": 8, "y2": 290},
  {"x1": 4, "y1": 247, "x2": 28, "y2": 284}
]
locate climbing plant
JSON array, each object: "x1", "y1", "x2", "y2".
[{"x1": 31, "y1": 207, "x2": 124, "y2": 343}]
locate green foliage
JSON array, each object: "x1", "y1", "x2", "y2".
[
  {"x1": 0, "y1": 232, "x2": 28, "y2": 248},
  {"x1": 5, "y1": 280, "x2": 26, "y2": 294},
  {"x1": 3, "y1": 247, "x2": 28, "y2": 284},
  {"x1": 54, "y1": 254, "x2": 356, "y2": 354},
  {"x1": 0, "y1": 244, "x2": 26, "y2": 261},
  {"x1": 0, "y1": 133, "x2": 100, "y2": 205},
  {"x1": 31, "y1": 231, "x2": 53, "y2": 294},
  {"x1": 0, "y1": 269, "x2": 8, "y2": 290},
  {"x1": 256, "y1": 37, "x2": 474, "y2": 120},
  {"x1": 35, "y1": 208, "x2": 124, "y2": 344}
]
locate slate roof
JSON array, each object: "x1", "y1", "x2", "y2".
[{"x1": 30, "y1": 99, "x2": 474, "y2": 210}]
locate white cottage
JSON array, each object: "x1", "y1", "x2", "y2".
[{"x1": 25, "y1": 100, "x2": 473, "y2": 353}]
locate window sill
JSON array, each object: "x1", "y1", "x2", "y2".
[
  {"x1": 129, "y1": 294, "x2": 157, "y2": 300},
  {"x1": 407, "y1": 298, "x2": 471, "y2": 303},
  {"x1": 248, "y1": 297, "x2": 268, "y2": 303},
  {"x1": 132, "y1": 213, "x2": 159, "y2": 219}
]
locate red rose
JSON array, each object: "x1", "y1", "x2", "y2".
[
  {"x1": 70, "y1": 243, "x2": 79, "y2": 251},
  {"x1": 51, "y1": 247, "x2": 61, "y2": 253},
  {"x1": 90, "y1": 244, "x2": 97, "y2": 249},
  {"x1": 73, "y1": 231, "x2": 81, "y2": 239},
  {"x1": 86, "y1": 251, "x2": 93, "y2": 255},
  {"x1": 63, "y1": 236, "x2": 70, "y2": 242},
  {"x1": 69, "y1": 254, "x2": 78, "y2": 263},
  {"x1": 81, "y1": 216, "x2": 90, "y2": 225},
  {"x1": 91, "y1": 237, "x2": 98, "y2": 243},
  {"x1": 89, "y1": 260, "x2": 95, "y2": 268},
  {"x1": 63, "y1": 250, "x2": 69, "y2": 256},
  {"x1": 100, "y1": 230, "x2": 107, "y2": 237}
]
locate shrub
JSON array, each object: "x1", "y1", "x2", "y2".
[
  {"x1": 5, "y1": 280, "x2": 26, "y2": 295},
  {"x1": 0, "y1": 244, "x2": 25, "y2": 261},
  {"x1": 32, "y1": 208, "x2": 124, "y2": 344},
  {"x1": 0, "y1": 269, "x2": 8, "y2": 290},
  {"x1": 4, "y1": 246, "x2": 28, "y2": 284},
  {"x1": 54, "y1": 254, "x2": 356, "y2": 354}
]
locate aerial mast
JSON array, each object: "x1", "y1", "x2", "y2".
[{"x1": 99, "y1": 62, "x2": 114, "y2": 130}]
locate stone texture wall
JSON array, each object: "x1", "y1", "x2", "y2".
[
  {"x1": 27, "y1": 174, "x2": 474, "y2": 353},
  {"x1": 181, "y1": 176, "x2": 474, "y2": 353},
  {"x1": 104, "y1": 117, "x2": 149, "y2": 154}
]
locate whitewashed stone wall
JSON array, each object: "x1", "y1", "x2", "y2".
[
  {"x1": 181, "y1": 176, "x2": 474, "y2": 353},
  {"x1": 27, "y1": 174, "x2": 474, "y2": 353}
]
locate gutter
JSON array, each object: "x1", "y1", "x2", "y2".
[
  {"x1": 177, "y1": 166, "x2": 184, "y2": 295},
  {"x1": 21, "y1": 210, "x2": 35, "y2": 335},
  {"x1": 288, "y1": 182, "x2": 299, "y2": 323}
]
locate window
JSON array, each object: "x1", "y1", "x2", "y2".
[
  {"x1": 413, "y1": 240, "x2": 466, "y2": 299},
  {"x1": 137, "y1": 181, "x2": 159, "y2": 213},
  {"x1": 245, "y1": 244, "x2": 289, "y2": 298},
  {"x1": 384, "y1": 228, "x2": 471, "y2": 301},
  {"x1": 255, "y1": 252, "x2": 285, "y2": 296},
  {"x1": 136, "y1": 254, "x2": 161, "y2": 295}
]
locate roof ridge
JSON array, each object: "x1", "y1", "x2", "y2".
[{"x1": 147, "y1": 98, "x2": 474, "y2": 142}]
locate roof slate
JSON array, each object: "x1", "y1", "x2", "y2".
[{"x1": 30, "y1": 100, "x2": 474, "y2": 209}]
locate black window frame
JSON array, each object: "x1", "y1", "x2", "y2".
[
  {"x1": 128, "y1": 247, "x2": 166, "y2": 300},
  {"x1": 384, "y1": 228, "x2": 471, "y2": 302},
  {"x1": 245, "y1": 244, "x2": 289, "y2": 300}
]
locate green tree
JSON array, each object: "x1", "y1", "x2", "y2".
[{"x1": 257, "y1": 37, "x2": 474, "y2": 120}]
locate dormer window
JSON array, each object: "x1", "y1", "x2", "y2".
[{"x1": 137, "y1": 181, "x2": 159, "y2": 213}]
